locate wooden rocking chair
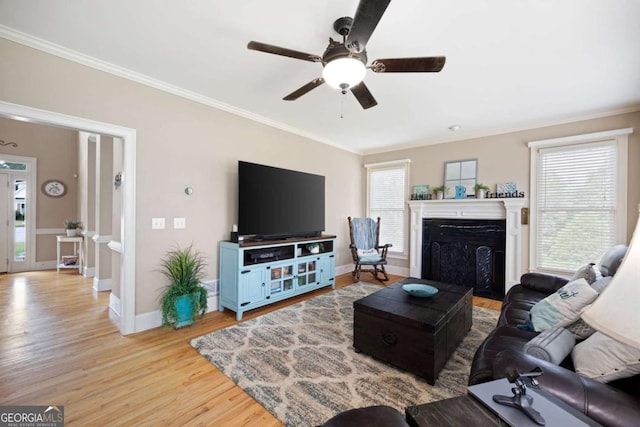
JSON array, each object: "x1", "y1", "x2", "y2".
[{"x1": 348, "y1": 216, "x2": 392, "y2": 282}]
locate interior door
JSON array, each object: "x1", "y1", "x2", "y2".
[{"x1": 0, "y1": 173, "x2": 8, "y2": 273}]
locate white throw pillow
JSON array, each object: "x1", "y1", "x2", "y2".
[
  {"x1": 572, "y1": 332, "x2": 640, "y2": 383},
  {"x1": 523, "y1": 327, "x2": 576, "y2": 365},
  {"x1": 529, "y1": 278, "x2": 599, "y2": 332},
  {"x1": 569, "y1": 263, "x2": 597, "y2": 284},
  {"x1": 591, "y1": 276, "x2": 612, "y2": 294}
]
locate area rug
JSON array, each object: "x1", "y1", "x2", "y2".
[{"x1": 191, "y1": 282, "x2": 498, "y2": 426}]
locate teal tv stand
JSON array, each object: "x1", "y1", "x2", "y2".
[{"x1": 219, "y1": 235, "x2": 336, "y2": 320}]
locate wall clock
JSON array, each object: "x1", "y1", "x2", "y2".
[{"x1": 41, "y1": 180, "x2": 67, "y2": 197}]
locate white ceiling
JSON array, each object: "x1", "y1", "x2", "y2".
[{"x1": 1, "y1": 0, "x2": 639, "y2": 154}]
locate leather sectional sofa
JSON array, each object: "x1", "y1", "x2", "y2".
[{"x1": 469, "y1": 247, "x2": 640, "y2": 427}]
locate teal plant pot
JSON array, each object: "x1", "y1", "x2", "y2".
[{"x1": 174, "y1": 294, "x2": 194, "y2": 328}]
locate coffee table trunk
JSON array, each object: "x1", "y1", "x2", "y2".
[{"x1": 353, "y1": 279, "x2": 473, "y2": 385}]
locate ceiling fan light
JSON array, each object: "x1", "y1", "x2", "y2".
[{"x1": 322, "y1": 58, "x2": 367, "y2": 89}]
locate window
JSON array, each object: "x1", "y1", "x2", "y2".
[
  {"x1": 444, "y1": 159, "x2": 477, "y2": 198},
  {"x1": 365, "y1": 159, "x2": 410, "y2": 257},
  {"x1": 529, "y1": 128, "x2": 631, "y2": 273}
]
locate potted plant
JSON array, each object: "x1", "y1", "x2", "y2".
[
  {"x1": 432, "y1": 185, "x2": 449, "y2": 200},
  {"x1": 64, "y1": 220, "x2": 82, "y2": 237},
  {"x1": 473, "y1": 183, "x2": 490, "y2": 199},
  {"x1": 160, "y1": 244, "x2": 208, "y2": 328}
]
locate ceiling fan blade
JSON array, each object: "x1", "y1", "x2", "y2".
[
  {"x1": 247, "y1": 41, "x2": 322, "y2": 63},
  {"x1": 283, "y1": 78, "x2": 325, "y2": 101},
  {"x1": 350, "y1": 82, "x2": 378, "y2": 109},
  {"x1": 346, "y1": 0, "x2": 391, "y2": 53},
  {"x1": 371, "y1": 56, "x2": 446, "y2": 73}
]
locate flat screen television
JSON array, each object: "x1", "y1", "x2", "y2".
[{"x1": 238, "y1": 161, "x2": 325, "y2": 240}]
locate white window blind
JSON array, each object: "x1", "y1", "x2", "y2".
[
  {"x1": 367, "y1": 162, "x2": 408, "y2": 255},
  {"x1": 536, "y1": 141, "x2": 617, "y2": 271}
]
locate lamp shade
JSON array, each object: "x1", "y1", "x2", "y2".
[
  {"x1": 322, "y1": 58, "x2": 367, "y2": 89},
  {"x1": 581, "y1": 210, "x2": 640, "y2": 350}
]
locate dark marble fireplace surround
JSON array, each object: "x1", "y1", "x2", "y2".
[{"x1": 422, "y1": 218, "x2": 506, "y2": 300}]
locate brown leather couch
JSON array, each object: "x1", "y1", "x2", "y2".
[{"x1": 469, "y1": 249, "x2": 640, "y2": 426}]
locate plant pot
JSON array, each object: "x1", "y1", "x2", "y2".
[
  {"x1": 475, "y1": 189, "x2": 486, "y2": 199},
  {"x1": 66, "y1": 229, "x2": 77, "y2": 237},
  {"x1": 435, "y1": 191, "x2": 444, "y2": 200},
  {"x1": 174, "y1": 294, "x2": 194, "y2": 328}
]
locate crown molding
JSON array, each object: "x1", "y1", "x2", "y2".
[
  {"x1": 362, "y1": 104, "x2": 640, "y2": 156},
  {"x1": 0, "y1": 25, "x2": 361, "y2": 155}
]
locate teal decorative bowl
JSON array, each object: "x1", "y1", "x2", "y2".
[{"x1": 402, "y1": 283, "x2": 439, "y2": 298}]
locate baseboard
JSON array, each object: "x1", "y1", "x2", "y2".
[
  {"x1": 135, "y1": 310, "x2": 162, "y2": 332},
  {"x1": 134, "y1": 291, "x2": 220, "y2": 333},
  {"x1": 83, "y1": 266, "x2": 96, "y2": 278},
  {"x1": 336, "y1": 263, "x2": 410, "y2": 279},
  {"x1": 93, "y1": 277, "x2": 112, "y2": 292},
  {"x1": 109, "y1": 293, "x2": 121, "y2": 317},
  {"x1": 386, "y1": 265, "x2": 410, "y2": 277},
  {"x1": 34, "y1": 261, "x2": 57, "y2": 270}
]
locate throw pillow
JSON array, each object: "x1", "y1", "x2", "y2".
[
  {"x1": 569, "y1": 263, "x2": 597, "y2": 284},
  {"x1": 565, "y1": 276, "x2": 611, "y2": 340},
  {"x1": 529, "y1": 278, "x2": 599, "y2": 332},
  {"x1": 572, "y1": 332, "x2": 640, "y2": 383},
  {"x1": 591, "y1": 276, "x2": 612, "y2": 294},
  {"x1": 523, "y1": 327, "x2": 576, "y2": 365},
  {"x1": 565, "y1": 318, "x2": 596, "y2": 340}
]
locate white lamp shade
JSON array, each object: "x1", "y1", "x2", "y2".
[
  {"x1": 322, "y1": 58, "x2": 367, "y2": 89},
  {"x1": 582, "y1": 211, "x2": 640, "y2": 350}
]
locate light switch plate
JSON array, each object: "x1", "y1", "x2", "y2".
[
  {"x1": 152, "y1": 218, "x2": 165, "y2": 229},
  {"x1": 174, "y1": 217, "x2": 186, "y2": 229}
]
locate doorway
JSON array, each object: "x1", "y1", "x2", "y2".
[
  {"x1": 0, "y1": 155, "x2": 36, "y2": 273},
  {"x1": 0, "y1": 100, "x2": 137, "y2": 335}
]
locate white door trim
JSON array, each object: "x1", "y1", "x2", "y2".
[
  {"x1": 0, "y1": 154, "x2": 37, "y2": 272},
  {"x1": 0, "y1": 100, "x2": 137, "y2": 335}
]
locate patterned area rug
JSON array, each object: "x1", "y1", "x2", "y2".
[{"x1": 191, "y1": 282, "x2": 498, "y2": 426}]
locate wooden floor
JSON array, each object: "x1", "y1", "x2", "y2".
[{"x1": 0, "y1": 270, "x2": 500, "y2": 426}]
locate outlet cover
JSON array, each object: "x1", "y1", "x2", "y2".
[
  {"x1": 151, "y1": 218, "x2": 165, "y2": 229},
  {"x1": 174, "y1": 217, "x2": 186, "y2": 229}
]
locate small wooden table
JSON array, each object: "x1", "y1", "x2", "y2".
[
  {"x1": 56, "y1": 235, "x2": 83, "y2": 274},
  {"x1": 353, "y1": 278, "x2": 473, "y2": 385},
  {"x1": 406, "y1": 395, "x2": 507, "y2": 426}
]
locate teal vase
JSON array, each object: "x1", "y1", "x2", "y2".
[{"x1": 174, "y1": 294, "x2": 194, "y2": 328}]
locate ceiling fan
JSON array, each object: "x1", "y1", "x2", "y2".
[{"x1": 247, "y1": 0, "x2": 446, "y2": 109}]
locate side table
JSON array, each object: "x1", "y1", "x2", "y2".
[
  {"x1": 56, "y1": 235, "x2": 83, "y2": 274},
  {"x1": 406, "y1": 395, "x2": 507, "y2": 427}
]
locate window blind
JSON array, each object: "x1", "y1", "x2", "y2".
[
  {"x1": 536, "y1": 141, "x2": 617, "y2": 271},
  {"x1": 368, "y1": 166, "x2": 406, "y2": 253}
]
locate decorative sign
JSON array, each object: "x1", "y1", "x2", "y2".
[
  {"x1": 455, "y1": 185, "x2": 467, "y2": 199},
  {"x1": 41, "y1": 180, "x2": 67, "y2": 198},
  {"x1": 411, "y1": 185, "x2": 430, "y2": 200},
  {"x1": 496, "y1": 182, "x2": 517, "y2": 194}
]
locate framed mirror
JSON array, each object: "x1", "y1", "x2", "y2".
[{"x1": 444, "y1": 159, "x2": 477, "y2": 198}]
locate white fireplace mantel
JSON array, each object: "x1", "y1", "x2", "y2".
[{"x1": 409, "y1": 198, "x2": 527, "y2": 293}]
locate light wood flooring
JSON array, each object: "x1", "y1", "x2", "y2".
[{"x1": 0, "y1": 270, "x2": 500, "y2": 426}]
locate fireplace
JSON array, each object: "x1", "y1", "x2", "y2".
[
  {"x1": 409, "y1": 198, "x2": 526, "y2": 297},
  {"x1": 422, "y1": 218, "x2": 506, "y2": 300}
]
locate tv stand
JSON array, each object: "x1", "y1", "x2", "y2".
[{"x1": 219, "y1": 235, "x2": 336, "y2": 320}]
